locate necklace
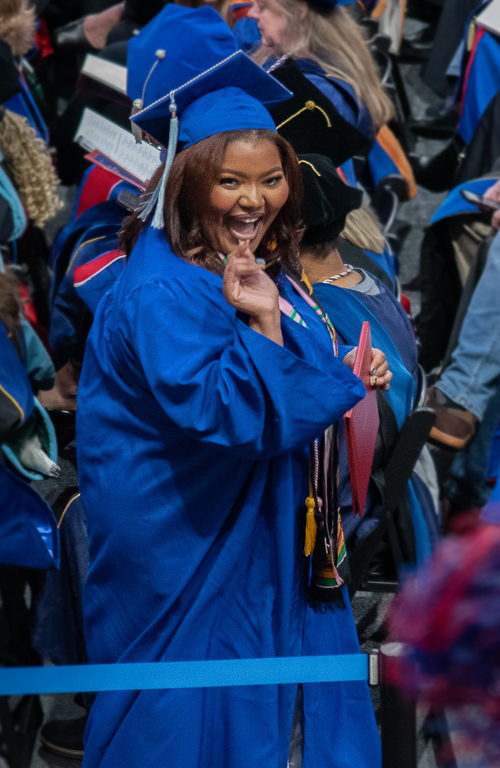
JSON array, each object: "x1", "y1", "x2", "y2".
[
  {"x1": 266, "y1": 53, "x2": 291, "y2": 73},
  {"x1": 322, "y1": 265, "x2": 354, "y2": 285}
]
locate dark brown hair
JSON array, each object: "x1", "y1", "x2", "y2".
[
  {"x1": 0, "y1": 269, "x2": 21, "y2": 337},
  {"x1": 119, "y1": 129, "x2": 303, "y2": 276}
]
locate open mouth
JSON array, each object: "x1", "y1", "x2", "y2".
[{"x1": 227, "y1": 215, "x2": 263, "y2": 242}]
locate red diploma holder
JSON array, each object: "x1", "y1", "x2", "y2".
[{"x1": 343, "y1": 322, "x2": 380, "y2": 517}]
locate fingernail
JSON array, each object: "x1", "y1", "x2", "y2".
[
  {"x1": 384, "y1": 383, "x2": 390, "y2": 391},
  {"x1": 371, "y1": 368, "x2": 377, "y2": 375},
  {"x1": 255, "y1": 258, "x2": 266, "y2": 265}
]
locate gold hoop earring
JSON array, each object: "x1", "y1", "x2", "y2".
[{"x1": 268, "y1": 234, "x2": 277, "y2": 251}]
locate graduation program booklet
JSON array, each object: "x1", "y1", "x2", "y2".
[
  {"x1": 476, "y1": 0, "x2": 500, "y2": 36},
  {"x1": 79, "y1": 54, "x2": 128, "y2": 95},
  {"x1": 343, "y1": 321, "x2": 380, "y2": 518},
  {"x1": 75, "y1": 108, "x2": 161, "y2": 189}
]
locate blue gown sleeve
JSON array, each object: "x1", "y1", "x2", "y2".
[
  {"x1": 0, "y1": 322, "x2": 34, "y2": 441},
  {"x1": 338, "y1": 344, "x2": 354, "y2": 361},
  {"x1": 118, "y1": 279, "x2": 365, "y2": 460}
]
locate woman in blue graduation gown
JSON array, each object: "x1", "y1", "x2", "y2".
[{"x1": 77, "y1": 7, "x2": 387, "y2": 767}]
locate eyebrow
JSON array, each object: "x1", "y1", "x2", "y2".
[{"x1": 221, "y1": 166, "x2": 283, "y2": 177}]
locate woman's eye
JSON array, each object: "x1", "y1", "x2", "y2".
[
  {"x1": 264, "y1": 175, "x2": 283, "y2": 187},
  {"x1": 220, "y1": 178, "x2": 239, "y2": 188}
]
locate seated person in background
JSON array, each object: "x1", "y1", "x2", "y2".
[
  {"x1": 426, "y1": 178, "x2": 500, "y2": 453},
  {"x1": 299, "y1": 153, "x2": 439, "y2": 572},
  {"x1": 425, "y1": 180, "x2": 500, "y2": 523},
  {"x1": 249, "y1": 0, "x2": 392, "y2": 141},
  {"x1": 299, "y1": 154, "x2": 418, "y2": 419},
  {"x1": 268, "y1": 56, "x2": 398, "y2": 285},
  {"x1": 249, "y1": 0, "x2": 418, "y2": 204}
]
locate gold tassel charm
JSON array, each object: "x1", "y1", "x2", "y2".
[
  {"x1": 267, "y1": 233, "x2": 277, "y2": 251},
  {"x1": 301, "y1": 269, "x2": 314, "y2": 296},
  {"x1": 304, "y1": 496, "x2": 317, "y2": 557}
]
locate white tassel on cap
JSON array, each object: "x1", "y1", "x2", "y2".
[{"x1": 151, "y1": 95, "x2": 178, "y2": 230}]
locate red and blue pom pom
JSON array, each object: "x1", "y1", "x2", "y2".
[{"x1": 388, "y1": 524, "x2": 500, "y2": 758}]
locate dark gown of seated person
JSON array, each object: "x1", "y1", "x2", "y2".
[{"x1": 298, "y1": 154, "x2": 439, "y2": 571}]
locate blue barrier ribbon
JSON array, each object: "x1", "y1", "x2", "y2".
[{"x1": 0, "y1": 655, "x2": 368, "y2": 696}]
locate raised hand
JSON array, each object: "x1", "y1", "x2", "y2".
[
  {"x1": 223, "y1": 241, "x2": 283, "y2": 346},
  {"x1": 485, "y1": 180, "x2": 500, "y2": 231}
]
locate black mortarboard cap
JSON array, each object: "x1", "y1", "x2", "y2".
[
  {"x1": 299, "y1": 153, "x2": 363, "y2": 245},
  {"x1": 268, "y1": 58, "x2": 371, "y2": 168}
]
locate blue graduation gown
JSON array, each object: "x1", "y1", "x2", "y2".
[
  {"x1": 481, "y1": 455, "x2": 500, "y2": 524},
  {"x1": 0, "y1": 323, "x2": 59, "y2": 569},
  {"x1": 50, "y1": 232, "x2": 119, "y2": 367},
  {"x1": 429, "y1": 176, "x2": 500, "y2": 225},
  {"x1": 312, "y1": 278, "x2": 438, "y2": 563},
  {"x1": 5, "y1": 78, "x2": 49, "y2": 143},
  {"x1": 313, "y1": 278, "x2": 418, "y2": 428},
  {"x1": 77, "y1": 225, "x2": 379, "y2": 767},
  {"x1": 458, "y1": 29, "x2": 500, "y2": 145}
]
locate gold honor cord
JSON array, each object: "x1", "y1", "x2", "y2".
[
  {"x1": 0, "y1": 384, "x2": 24, "y2": 423},
  {"x1": 276, "y1": 100, "x2": 332, "y2": 131},
  {"x1": 298, "y1": 159, "x2": 321, "y2": 177},
  {"x1": 58, "y1": 493, "x2": 81, "y2": 529},
  {"x1": 66, "y1": 235, "x2": 106, "y2": 275}
]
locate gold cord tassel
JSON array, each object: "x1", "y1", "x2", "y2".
[
  {"x1": 301, "y1": 269, "x2": 314, "y2": 296},
  {"x1": 304, "y1": 495, "x2": 317, "y2": 557}
]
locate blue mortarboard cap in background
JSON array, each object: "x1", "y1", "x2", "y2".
[
  {"x1": 128, "y1": 5, "x2": 291, "y2": 230},
  {"x1": 126, "y1": 5, "x2": 236, "y2": 110}
]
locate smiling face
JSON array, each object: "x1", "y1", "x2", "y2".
[
  {"x1": 247, "y1": 0, "x2": 290, "y2": 48},
  {"x1": 202, "y1": 138, "x2": 290, "y2": 256}
]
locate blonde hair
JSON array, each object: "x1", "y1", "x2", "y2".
[
  {"x1": 0, "y1": 0, "x2": 35, "y2": 56},
  {"x1": 252, "y1": 2, "x2": 393, "y2": 131},
  {"x1": 0, "y1": 109, "x2": 62, "y2": 228},
  {"x1": 341, "y1": 205, "x2": 386, "y2": 254},
  {"x1": 214, "y1": 0, "x2": 232, "y2": 20}
]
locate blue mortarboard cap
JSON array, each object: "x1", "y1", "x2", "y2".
[
  {"x1": 128, "y1": 6, "x2": 291, "y2": 230},
  {"x1": 178, "y1": 87, "x2": 275, "y2": 148},
  {"x1": 130, "y1": 47, "x2": 291, "y2": 148},
  {"x1": 127, "y1": 5, "x2": 236, "y2": 109}
]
